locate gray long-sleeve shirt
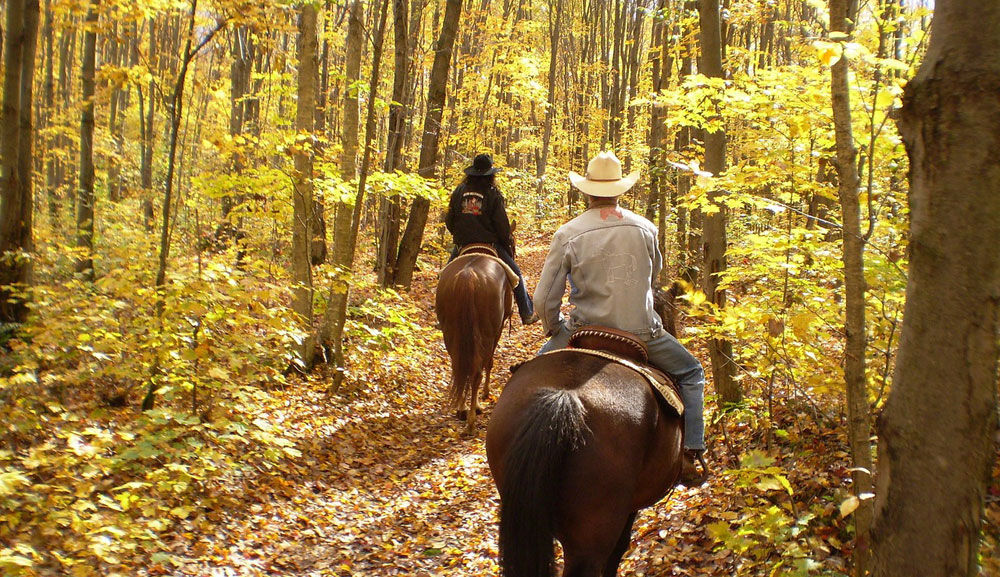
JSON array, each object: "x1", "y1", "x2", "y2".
[{"x1": 533, "y1": 205, "x2": 665, "y2": 340}]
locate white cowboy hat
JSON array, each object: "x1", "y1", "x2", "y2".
[{"x1": 568, "y1": 151, "x2": 640, "y2": 198}]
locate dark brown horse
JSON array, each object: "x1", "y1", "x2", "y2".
[
  {"x1": 436, "y1": 252, "x2": 513, "y2": 435},
  {"x1": 485, "y1": 349, "x2": 684, "y2": 577}
]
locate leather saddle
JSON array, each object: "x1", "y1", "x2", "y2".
[
  {"x1": 567, "y1": 325, "x2": 684, "y2": 416},
  {"x1": 458, "y1": 243, "x2": 498, "y2": 257}
]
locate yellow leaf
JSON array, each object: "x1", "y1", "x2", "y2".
[
  {"x1": 790, "y1": 312, "x2": 815, "y2": 340},
  {"x1": 170, "y1": 506, "x2": 193, "y2": 519},
  {"x1": 813, "y1": 41, "x2": 842, "y2": 66},
  {"x1": 208, "y1": 367, "x2": 229, "y2": 381},
  {"x1": 0, "y1": 471, "x2": 29, "y2": 497},
  {"x1": 839, "y1": 495, "x2": 860, "y2": 517}
]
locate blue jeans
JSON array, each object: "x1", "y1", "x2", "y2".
[
  {"x1": 450, "y1": 244, "x2": 534, "y2": 321},
  {"x1": 540, "y1": 322, "x2": 705, "y2": 450}
]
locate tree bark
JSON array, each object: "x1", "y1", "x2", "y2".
[
  {"x1": 140, "y1": 19, "x2": 157, "y2": 232},
  {"x1": 699, "y1": 0, "x2": 740, "y2": 404},
  {"x1": 42, "y1": 0, "x2": 57, "y2": 229},
  {"x1": 291, "y1": 3, "x2": 320, "y2": 367},
  {"x1": 535, "y1": 0, "x2": 562, "y2": 197},
  {"x1": 872, "y1": 2, "x2": 1000, "y2": 575},
  {"x1": 320, "y1": 0, "x2": 363, "y2": 386},
  {"x1": 394, "y1": 0, "x2": 462, "y2": 289},
  {"x1": 377, "y1": 0, "x2": 409, "y2": 287},
  {"x1": 829, "y1": 1, "x2": 875, "y2": 572},
  {"x1": 0, "y1": 0, "x2": 37, "y2": 323},
  {"x1": 76, "y1": 1, "x2": 99, "y2": 281}
]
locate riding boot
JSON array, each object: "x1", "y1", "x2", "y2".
[{"x1": 678, "y1": 449, "x2": 708, "y2": 487}]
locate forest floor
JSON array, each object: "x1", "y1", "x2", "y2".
[{"x1": 131, "y1": 229, "x2": 999, "y2": 577}]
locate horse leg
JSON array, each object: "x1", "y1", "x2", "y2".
[
  {"x1": 602, "y1": 512, "x2": 637, "y2": 577},
  {"x1": 562, "y1": 502, "x2": 635, "y2": 577},
  {"x1": 465, "y1": 370, "x2": 482, "y2": 436},
  {"x1": 563, "y1": 555, "x2": 604, "y2": 577},
  {"x1": 481, "y1": 354, "x2": 495, "y2": 402}
]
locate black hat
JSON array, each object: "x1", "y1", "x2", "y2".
[{"x1": 464, "y1": 153, "x2": 498, "y2": 176}]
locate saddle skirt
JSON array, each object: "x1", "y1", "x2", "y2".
[
  {"x1": 551, "y1": 326, "x2": 685, "y2": 416},
  {"x1": 441, "y1": 244, "x2": 520, "y2": 288}
]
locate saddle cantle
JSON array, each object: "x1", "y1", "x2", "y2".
[
  {"x1": 564, "y1": 325, "x2": 684, "y2": 416},
  {"x1": 458, "y1": 243, "x2": 498, "y2": 257},
  {"x1": 442, "y1": 244, "x2": 520, "y2": 288},
  {"x1": 568, "y1": 325, "x2": 649, "y2": 363}
]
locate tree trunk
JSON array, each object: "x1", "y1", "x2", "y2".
[
  {"x1": 225, "y1": 25, "x2": 253, "y2": 221},
  {"x1": 140, "y1": 19, "x2": 157, "y2": 232},
  {"x1": 699, "y1": 0, "x2": 740, "y2": 405},
  {"x1": 394, "y1": 0, "x2": 462, "y2": 289},
  {"x1": 291, "y1": 3, "x2": 320, "y2": 368},
  {"x1": 144, "y1": 3, "x2": 222, "y2": 411},
  {"x1": 646, "y1": 0, "x2": 669, "y2": 227},
  {"x1": 535, "y1": 0, "x2": 562, "y2": 197},
  {"x1": 377, "y1": 0, "x2": 409, "y2": 287},
  {"x1": 872, "y1": 2, "x2": 1000, "y2": 575},
  {"x1": 106, "y1": 21, "x2": 125, "y2": 203},
  {"x1": 829, "y1": 0, "x2": 875, "y2": 572},
  {"x1": 76, "y1": 1, "x2": 98, "y2": 281},
  {"x1": 320, "y1": 0, "x2": 364, "y2": 387},
  {"x1": 0, "y1": 0, "x2": 38, "y2": 323},
  {"x1": 42, "y1": 0, "x2": 57, "y2": 229}
]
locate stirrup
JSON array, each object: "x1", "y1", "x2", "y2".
[{"x1": 679, "y1": 449, "x2": 709, "y2": 487}]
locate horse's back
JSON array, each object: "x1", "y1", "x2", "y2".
[
  {"x1": 436, "y1": 255, "x2": 510, "y2": 323},
  {"x1": 487, "y1": 351, "x2": 683, "y2": 511}
]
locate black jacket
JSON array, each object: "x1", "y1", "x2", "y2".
[{"x1": 444, "y1": 184, "x2": 513, "y2": 252}]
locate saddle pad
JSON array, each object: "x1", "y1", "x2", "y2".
[
  {"x1": 541, "y1": 348, "x2": 684, "y2": 416},
  {"x1": 441, "y1": 253, "x2": 520, "y2": 289}
]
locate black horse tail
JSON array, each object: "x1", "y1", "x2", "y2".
[{"x1": 498, "y1": 388, "x2": 590, "y2": 577}]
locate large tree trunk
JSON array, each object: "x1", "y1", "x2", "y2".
[
  {"x1": 871, "y1": 2, "x2": 1000, "y2": 575},
  {"x1": 291, "y1": 4, "x2": 320, "y2": 368},
  {"x1": 393, "y1": 0, "x2": 462, "y2": 289},
  {"x1": 376, "y1": 0, "x2": 409, "y2": 287},
  {"x1": 76, "y1": 1, "x2": 99, "y2": 281},
  {"x1": 699, "y1": 0, "x2": 740, "y2": 405},
  {"x1": 829, "y1": 0, "x2": 875, "y2": 572},
  {"x1": 0, "y1": 0, "x2": 38, "y2": 324},
  {"x1": 320, "y1": 0, "x2": 363, "y2": 387}
]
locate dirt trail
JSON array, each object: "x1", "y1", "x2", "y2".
[{"x1": 166, "y1": 234, "x2": 712, "y2": 577}]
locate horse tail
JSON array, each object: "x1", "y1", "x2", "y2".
[
  {"x1": 498, "y1": 388, "x2": 589, "y2": 577},
  {"x1": 447, "y1": 270, "x2": 484, "y2": 408}
]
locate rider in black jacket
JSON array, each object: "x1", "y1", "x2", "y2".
[{"x1": 445, "y1": 154, "x2": 538, "y2": 325}]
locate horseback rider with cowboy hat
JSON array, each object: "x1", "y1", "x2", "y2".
[
  {"x1": 533, "y1": 151, "x2": 708, "y2": 486},
  {"x1": 445, "y1": 153, "x2": 538, "y2": 325}
]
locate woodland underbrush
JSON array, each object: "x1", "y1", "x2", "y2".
[{"x1": 0, "y1": 233, "x2": 437, "y2": 575}]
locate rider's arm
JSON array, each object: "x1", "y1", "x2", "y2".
[
  {"x1": 490, "y1": 188, "x2": 514, "y2": 253},
  {"x1": 649, "y1": 226, "x2": 663, "y2": 283},
  {"x1": 533, "y1": 231, "x2": 570, "y2": 335},
  {"x1": 444, "y1": 185, "x2": 462, "y2": 234}
]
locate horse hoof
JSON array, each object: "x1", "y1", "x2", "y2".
[{"x1": 455, "y1": 408, "x2": 483, "y2": 420}]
